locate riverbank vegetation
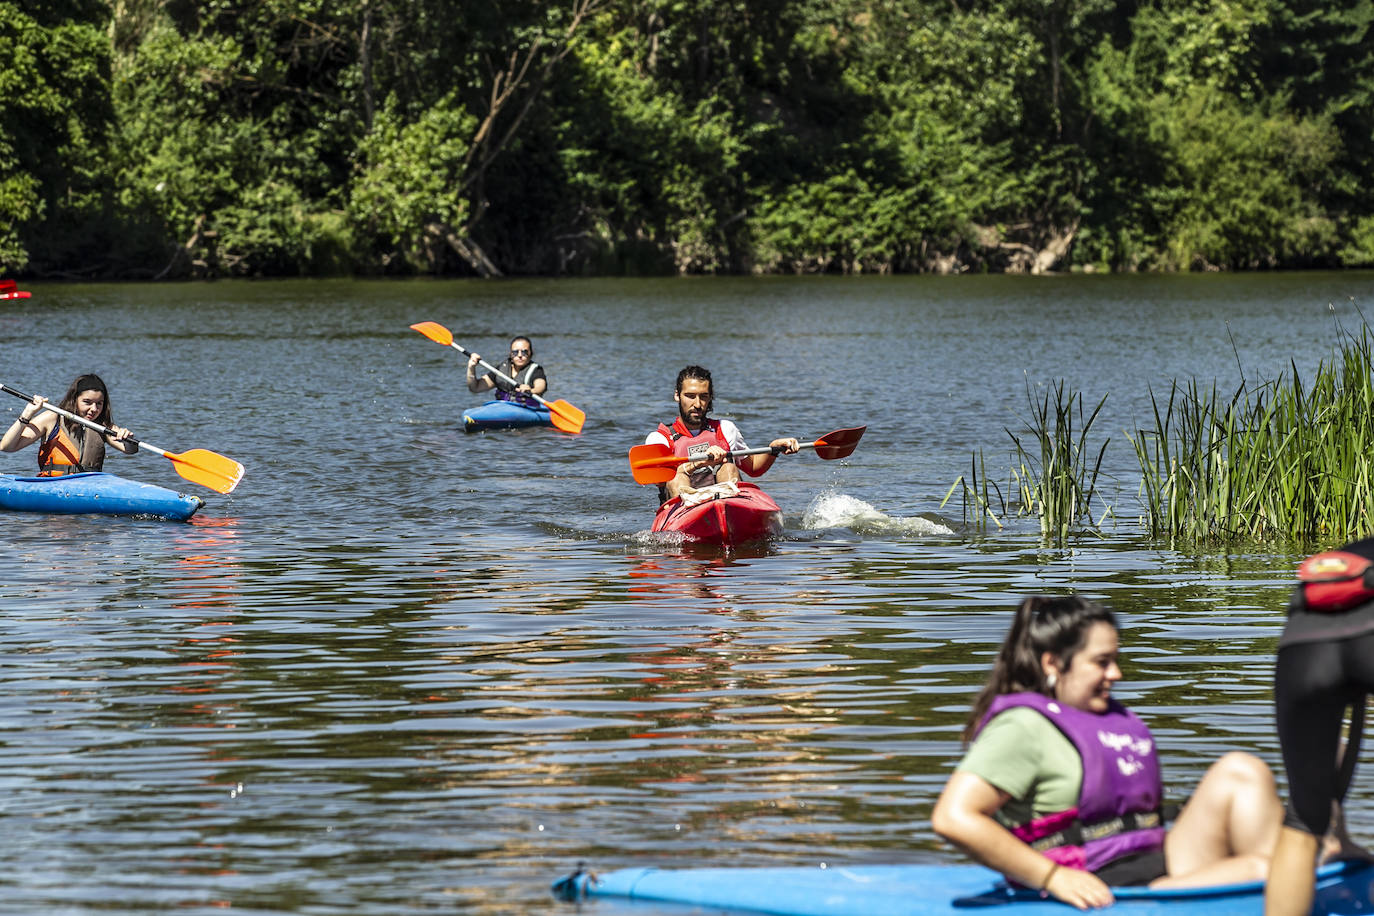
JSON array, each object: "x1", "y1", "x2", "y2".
[
  {"x1": 1131, "y1": 323, "x2": 1374, "y2": 545},
  {"x1": 2, "y1": 0, "x2": 1372, "y2": 279},
  {"x1": 971, "y1": 319, "x2": 1374, "y2": 547}
]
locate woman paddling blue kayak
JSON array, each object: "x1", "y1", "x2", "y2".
[
  {"x1": 410, "y1": 322, "x2": 586, "y2": 434},
  {"x1": 460, "y1": 334, "x2": 556, "y2": 432},
  {"x1": 0, "y1": 378, "x2": 234, "y2": 519},
  {"x1": 0, "y1": 381, "x2": 243, "y2": 494}
]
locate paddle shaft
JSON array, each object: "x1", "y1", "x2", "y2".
[
  {"x1": 450, "y1": 342, "x2": 556, "y2": 412},
  {"x1": 715, "y1": 442, "x2": 815, "y2": 462},
  {"x1": 640, "y1": 441, "x2": 820, "y2": 470},
  {"x1": 0, "y1": 383, "x2": 167, "y2": 457}
]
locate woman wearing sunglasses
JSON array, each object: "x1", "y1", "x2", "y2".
[{"x1": 465, "y1": 336, "x2": 547, "y2": 405}]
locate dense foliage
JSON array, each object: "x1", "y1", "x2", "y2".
[{"x1": 2, "y1": 0, "x2": 1371, "y2": 278}]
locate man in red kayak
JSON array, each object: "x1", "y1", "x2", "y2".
[{"x1": 646, "y1": 365, "x2": 799, "y2": 502}]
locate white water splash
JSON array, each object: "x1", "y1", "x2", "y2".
[{"x1": 801, "y1": 491, "x2": 955, "y2": 536}]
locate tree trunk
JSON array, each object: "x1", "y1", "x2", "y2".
[
  {"x1": 154, "y1": 214, "x2": 207, "y2": 280},
  {"x1": 1031, "y1": 219, "x2": 1079, "y2": 274},
  {"x1": 360, "y1": 1, "x2": 374, "y2": 131}
]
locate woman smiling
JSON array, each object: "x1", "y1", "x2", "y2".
[
  {"x1": 932, "y1": 596, "x2": 1281, "y2": 911},
  {"x1": 1, "y1": 373, "x2": 138, "y2": 473}
]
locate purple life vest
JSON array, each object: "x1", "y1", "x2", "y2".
[
  {"x1": 976, "y1": 692, "x2": 1164, "y2": 872},
  {"x1": 495, "y1": 390, "x2": 540, "y2": 408}
]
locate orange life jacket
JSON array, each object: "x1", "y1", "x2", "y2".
[{"x1": 37, "y1": 421, "x2": 104, "y2": 476}]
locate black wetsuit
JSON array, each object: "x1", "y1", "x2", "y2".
[{"x1": 1275, "y1": 539, "x2": 1374, "y2": 836}]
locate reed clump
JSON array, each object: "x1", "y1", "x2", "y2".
[
  {"x1": 1008, "y1": 379, "x2": 1111, "y2": 543},
  {"x1": 941, "y1": 448, "x2": 1006, "y2": 531},
  {"x1": 1130, "y1": 324, "x2": 1374, "y2": 544},
  {"x1": 948, "y1": 381, "x2": 1109, "y2": 542}
]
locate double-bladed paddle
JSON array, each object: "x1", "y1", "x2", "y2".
[
  {"x1": 409, "y1": 321, "x2": 586, "y2": 434},
  {"x1": 1, "y1": 383, "x2": 244, "y2": 494},
  {"x1": 627, "y1": 425, "x2": 866, "y2": 485},
  {"x1": 0, "y1": 280, "x2": 31, "y2": 301}
]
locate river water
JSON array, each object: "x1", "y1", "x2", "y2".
[{"x1": 2, "y1": 273, "x2": 1374, "y2": 914}]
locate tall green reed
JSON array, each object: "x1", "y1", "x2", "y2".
[
  {"x1": 1130, "y1": 323, "x2": 1374, "y2": 545},
  {"x1": 941, "y1": 448, "x2": 1006, "y2": 531},
  {"x1": 1008, "y1": 379, "x2": 1111, "y2": 543}
]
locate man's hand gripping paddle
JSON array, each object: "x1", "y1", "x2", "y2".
[
  {"x1": 0, "y1": 383, "x2": 244, "y2": 494},
  {"x1": 627, "y1": 426, "x2": 866, "y2": 485},
  {"x1": 409, "y1": 321, "x2": 586, "y2": 434}
]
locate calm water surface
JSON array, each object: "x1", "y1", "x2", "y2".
[{"x1": 2, "y1": 273, "x2": 1374, "y2": 914}]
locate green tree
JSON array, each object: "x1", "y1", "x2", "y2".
[
  {"x1": 0, "y1": 0, "x2": 112, "y2": 274},
  {"x1": 1250, "y1": 0, "x2": 1374, "y2": 258}
]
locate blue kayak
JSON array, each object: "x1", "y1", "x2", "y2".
[
  {"x1": 553, "y1": 860, "x2": 1374, "y2": 915},
  {"x1": 0, "y1": 472, "x2": 204, "y2": 521},
  {"x1": 462, "y1": 399, "x2": 551, "y2": 432}
]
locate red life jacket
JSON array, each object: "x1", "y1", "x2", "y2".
[
  {"x1": 37, "y1": 421, "x2": 104, "y2": 476},
  {"x1": 657, "y1": 418, "x2": 731, "y2": 488},
  {"x1": 1293, "y1": 549, "x2": 1374, "y2": 613}
]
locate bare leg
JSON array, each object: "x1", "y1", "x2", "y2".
[
  {"x1": 663, "y1": 477, "x2": 698, "y2": 500},
  {"x1": 1153, "y1": 752, "x2": 1281, "y2": 888},
  {"x1": 1264, "y1": 826, "x2": 1319, "y2": 916}
]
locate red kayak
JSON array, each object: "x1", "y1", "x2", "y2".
[{"x1": 651, "y1": 481, "x2": 783, "y2": 546}]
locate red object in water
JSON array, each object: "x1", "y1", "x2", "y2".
[{"x1": 651, "y1": 482, "x2": 783, "y2": 546}]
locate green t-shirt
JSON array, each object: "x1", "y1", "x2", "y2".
[{"x1": 955, "y1": 706, "x2": 1083, "y2": 829}]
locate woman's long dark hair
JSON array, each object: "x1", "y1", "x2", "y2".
[
  {"x1": 56, "y1": 374, "x2": 113, "y2": 429},
  {"x1": 962, "y1": 596, "x2": 1118, "y2": 743}
]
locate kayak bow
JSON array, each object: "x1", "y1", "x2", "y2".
[
  {"x1": 651, "y1": 481, "x2": 783, "y2": 546},
  {"x1": 462, "y1": 399, "x2": 552, "y2": 432}
]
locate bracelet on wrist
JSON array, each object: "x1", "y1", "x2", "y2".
[{"x1": 1039, "y1": 862, "x2": 1060, "y2": 896}]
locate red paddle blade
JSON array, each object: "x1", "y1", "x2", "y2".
[
  {"x1": 409, "y1": 321, "x2": 454, "y2": 346},
  {"x1": 547, "y1": 399, "x2": 585, "y2": 434},
  {"x1": 628, "y1": 443, "x2": 681, "y2": 484},
  {"x1": 812, "y1": 426, "x2": 866, "y2": 459},
  {"x1": 167, "y1": 448, "x2": 245, "y2": 494}
]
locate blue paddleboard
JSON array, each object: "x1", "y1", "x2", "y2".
[{"x1": 553, "y1": 860, "x2": 1374, "y2": 915}]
